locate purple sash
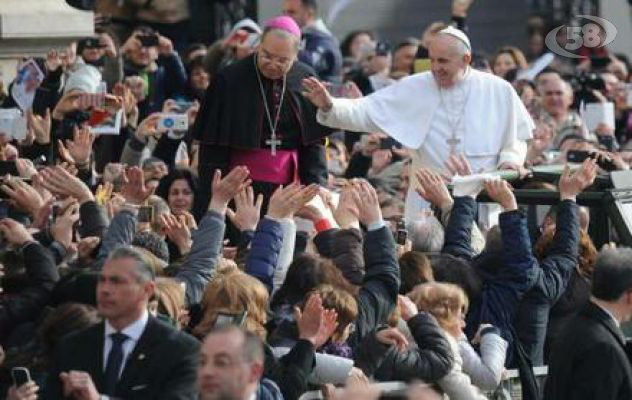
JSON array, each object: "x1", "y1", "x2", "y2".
[{"x1": 230, "y1": 148, "x2": 299, "y2": 185}]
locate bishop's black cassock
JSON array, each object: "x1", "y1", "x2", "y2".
[{"x1": 192, "y1": 53, "x2": 332, "y2": 218}]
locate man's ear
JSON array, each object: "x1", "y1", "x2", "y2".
[
  {"x1": 144, "y1": 281, "x2": 156, "y2": 300},
  {"x1": 249, "y1": 361, "x2": 264, "y2": 383},
  {"x1": 464, "y1": 53, "x2": 472, "y2": 65}
]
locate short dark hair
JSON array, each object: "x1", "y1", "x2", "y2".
[
  {"x1": 207, "y1": 325, "x2": 264, "y2": 363},
  {"x1": 591, "y1": 248, "x2": 632, "y2": 301}
]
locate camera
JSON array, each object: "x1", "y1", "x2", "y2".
[
  {"x1": 157, "y1": 114, "x2": 188, "y2": 132},
  {"x1": 138, "y1": 34, "x2": 159, "y2": 48},
  {"x1": 82, "y1": 38, "x2": 105, "y2": 49},
  {"x1": 0, "y1": 108, "x2": 27, "y2": 141},
  {"x1": 569, "y1": 72, "x2": 606, "y2": 106}
]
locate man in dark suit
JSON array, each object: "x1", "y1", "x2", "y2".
[
  {"x1": 544, "y1": 247, "x2": 632, "y2": 400},
  {"x1": 45, "y1": 245, "x2": 199, "y2": 400}
]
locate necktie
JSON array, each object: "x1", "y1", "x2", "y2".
[{"x1": 104, "y1": 332, "x2": 128, "y2": 395}]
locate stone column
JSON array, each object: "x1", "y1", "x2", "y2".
[{"x1": 0, "y1": 0, "x2": 94, "y2": 88}]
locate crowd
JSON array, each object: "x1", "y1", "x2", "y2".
[{"x1": 0, "y1": 0, "x2": 632, "y2": 399}]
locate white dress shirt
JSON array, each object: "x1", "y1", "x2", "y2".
[{"x1": 103, "y1": 310, "x2": 149, "y2": 378}]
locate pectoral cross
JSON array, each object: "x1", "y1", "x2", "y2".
[
  {"x1": 266, "y1": 134, "x2": 282, "y2": 156},
  {"x1": 447, "y1": 136, "x2": 461, "y2": 156}
]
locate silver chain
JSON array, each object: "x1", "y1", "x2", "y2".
[
  {"x1": 254, "y1": 54, "x2": 287, "y2": 146},
  {"x1": 438, "y1": 68, "x2": 473, "y2": 147}
]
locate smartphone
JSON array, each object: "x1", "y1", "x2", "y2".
[
  {"x1": 137, "y1": 34, "x2": 159, "y2": 48},
  {"x1": 214, "y1": 311, "x2": 247, "y2": 328},
  {"x1": 567, "y1": 149, "x2": 616, "y2": 171},
  {"x1": 11, "y1": 367, "x2": 31, "y2": 387},
  {"x1": 138, "y1": 205, "x2": 154, "y2": 224},
  {"x1": 157, "y1": 114, "x2": 188, "y2": 132},
  {"x1": 567, "y1": 150, "x2": 591, "y2": 163},
  {"x1": 396, "y1": 219, "x2": 408, "y2": 245},
  {"x1": 380, "y1": 137, "x2": 401, "y2": 150},
  {"x1": 0, "y1": 161, "x2": 18, "y2": 176}
]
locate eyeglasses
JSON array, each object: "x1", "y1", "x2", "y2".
[{"x1": 258, "y1": 49, "x2": 294, "y2": 68}]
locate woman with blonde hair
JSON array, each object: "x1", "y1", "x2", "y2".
[
  {"x1": 193, "y1": 268, "x2": 269, "y2": 340},
  {"x1": 150, "y1": 277, "x2": 188, "y2": 329},
  {"x1": 409, "y1": 282, "x2": 507, "y2": 398}
]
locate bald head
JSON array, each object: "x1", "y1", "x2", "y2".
[{"x1": 428, "y1": 34, "x2": 472, "y2": 88}]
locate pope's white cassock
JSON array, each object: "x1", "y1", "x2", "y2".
[{"x1": 317, "y1": 67, "x2": 535, "y2": 223}]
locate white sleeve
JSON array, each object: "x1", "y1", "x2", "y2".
[
  {"x1": 316, "y1": 97, "x2": 383, "y2": 133},
  {"x1": 272, "y1": 218, "x2": 296, "y2": 294}
]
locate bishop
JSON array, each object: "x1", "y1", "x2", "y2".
[{"x1": 193, "y1": 16, "x2": 332, "y2": 215}]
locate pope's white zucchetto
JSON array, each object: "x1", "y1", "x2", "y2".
[{"x1": 439, "y1": 26, "x2": 472, "y2": 53}]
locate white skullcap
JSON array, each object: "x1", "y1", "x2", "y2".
[
  {"x1": 439, "y1": 26, "x2": 472, "y2": 53},
  {"x1": 231, "y1": 18, "x2": 262, "y2": 35},
  {"x1": 64, "y1": 65, "x2": 102, "y2": 94}
]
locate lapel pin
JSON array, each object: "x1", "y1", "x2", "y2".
[{"x1": 138, "y1": 354, "x2": 146, "y2": 360}]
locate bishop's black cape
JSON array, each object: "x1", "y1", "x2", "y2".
[
  {"x1": 193, "y1": 53, "x2": 331, "y2": 151},
  {"x1": 192, "y1": 54, "x2": 332, "y2": 221}
]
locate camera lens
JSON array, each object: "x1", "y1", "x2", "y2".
[{"x1": 163, "y1": 118, "x2": 175, "y2": 128}]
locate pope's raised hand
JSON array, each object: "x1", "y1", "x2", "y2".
[{"x1": 302, "y1": 77, "x2": 334, "y2": 112}]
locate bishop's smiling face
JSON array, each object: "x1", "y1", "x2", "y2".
[
  {"x1": 256, "y1": 31, "x2": 298, "y2": 80},
  {"x1": 429, "y1": 35, "x2": 471, "y2": 88}
]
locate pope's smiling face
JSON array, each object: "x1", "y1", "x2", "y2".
[{"x1": 429, "y1": 35, "x2": 471, "y2": 88}]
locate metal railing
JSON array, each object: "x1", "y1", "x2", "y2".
[{"x1": 298, "y1": 367, "x2": 549, "y2": 400}]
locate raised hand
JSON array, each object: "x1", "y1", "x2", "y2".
[
  {"x1": 302, "y1": 77, "x2": 334, "y2": 111},
  {"x1": 208, "y1": 166, "x2": 251, "y2": 214},
  {"x1": 295, "y1": 293, "x2": 339, "y2": 348},
  {"x1": 51, "y1": 200, "x2": 80, "y2": 250},
  {"x1": 267, "y1": 183, "x2": 319, "y2": 220},
  {"x1": 444, "y1": 153, "x2": 473, "y2": 178},
  {"x1": 0, "y1": 219, "x2": 34, "y2": 247},
  {"x1": 333, "y1": 184, "x2": 360, "y2": 229},
  {"x1": 226, "y1": 186, "x2": 263, "y2": 231},
  {"x1": 38, "y1": 166, "x2": 94, "y2": 204},
  {"x1": 120, "y1": 166, "x2": 153, "y2": 205},
  {"x1": 27, "y1": 108, "x2": 52, "y2": 145},
  {"x1": 64, "y1": 126, "x2": 95, "y2": 166},
  {"x1": 415, "y1": 168, "x2": 453, "y2": 210},
  {"x1": 398, "y1": 295, "x2": 419, "y2": 322},
  {"x1": 161, "y1": 213, "x2": 192, "y2": 254},
  {"x1": 7, "y1": 380, "x2": 39, "y2": 400},
  {"x1": 484, "y1": 179, "x2": 517, "y2": 211},
  {"x1": 16, "y1": 158, "x2": 37, "y2": 179},
  {"x1": 351, "y1": 180, "x2": 382, "y2": 227},
  {"x1": 0, "y1": 178, "x2": 44, "y2": 216},
  {"x1": 558, "y1": 158, "x2": 598, "y2": 201},
  {"x1": 135, "y1": 113, "x2": 162, "y2": 143}
]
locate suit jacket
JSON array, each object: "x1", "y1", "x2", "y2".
[
  {"x1": 44, "y1": 316, "x2": 199, "y2": 400},
  {"x1": 544, "y1": 301, "x2": 632, "y2": 400}
]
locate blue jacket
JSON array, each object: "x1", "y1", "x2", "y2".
[
  {"x1": 245, "y1": 217, "x2": 284, "y2": 293},
  {"x1": 442, "y1": 197, "x2": 533, "y2": 349},
  {"x1": 514, "y1": 199, "x2": 580, "y2": 366},
  {"x1": 257, "y1": 378, "x2": 284, "y2": 400},
  {"x1": 299, "y1": 27, "x2": 343, "y2": 83}
]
